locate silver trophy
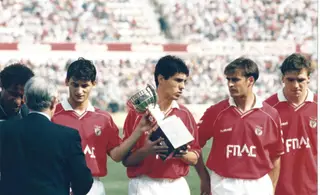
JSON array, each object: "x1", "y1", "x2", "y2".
[
  {"x1": 127, "y1": 84, "x2": 164, "y2": 122},
  {"x1": 127, "y1": 84, "x2": 194, "y2": 160}
]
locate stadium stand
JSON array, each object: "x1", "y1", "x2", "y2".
[
  {"x1": 154, "y1": 0, "x2": 317, "y2": 43},
  {"x1": 0, "y1": 0, "x2": 165, "y2": 43},
  {"x1": 0, "y1": 0, "x2": 317, "y2": 113}
]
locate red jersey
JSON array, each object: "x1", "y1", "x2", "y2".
[
  {"x1": 52, "y1": 100, "x2": 122, "y2": 177},
  {"x1": 123, "y1": 101, "x2": 201, "y2": 179},
  {"x1": 265, "y1": 89, "x2": 317, "y2": 195},
  {"x1": 198, "y1": 96, "x2": 284, "y2": 179}
]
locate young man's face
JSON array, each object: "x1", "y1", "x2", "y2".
[
  {"x1": 158, "y1": 73, "x2": 187, "y2": 101},
  {"x1": 282, "y1": 68, "x2": 310, "y2": 99},
  {"x1": 0, "y1": 84, "x2": 24, "y2": 116},
  {"x1": 225, "y1": 69, "x2": 254, "y2": 98},
  {"x1": 66, "y1": 77, "x2": 95, "y2": 105}
]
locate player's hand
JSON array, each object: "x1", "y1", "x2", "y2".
[
  {"x1": 135, "y1": 114, "x2": 156, "y2": 134},
  {"x1": 141, "y1": 136, "x2": 168, "y2": 155},
  {"x1": 156, "y1": 139, "x2": 170, "y2": 159},
  {"x1": 173, "y1": 144, "x2": 190, "y2": 158},
  {"x1": 200, "y1": 177, "x2": 211, "y2": 195}
]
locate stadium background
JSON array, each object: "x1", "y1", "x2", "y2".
[{"x1": 0, "y1": 0, "x2": 317, "y2": 194}]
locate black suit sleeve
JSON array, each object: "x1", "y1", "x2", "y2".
[{"x1": 67, "y1": 129, "x2": 93, "y2": 195}]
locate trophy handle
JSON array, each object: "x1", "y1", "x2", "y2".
[{"x1": 146, "y1": 84, "x2": 157, "y2": 108}]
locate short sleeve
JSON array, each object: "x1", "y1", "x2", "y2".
[
  {"x1": 197, "y1": 107, "x2": 216, "y2": 148},
  {"x1": 269, "y1": 115, "x2": 285, "y2": 160},
  {"x1": 123, "y1": 110, "x2": 139, "y2": 140},
  {"x1": 106, "y1": 118, "x2": 122, "y2": 155}
]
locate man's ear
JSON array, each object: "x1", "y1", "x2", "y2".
[
  {"x1": 92, "y1": 81, "x2": 97, "y2": 86},
  {"x1": 248, "y1": 76, "x2": 255, "y2": 86},
  {"x1": 157, "y1": 75, "x2": 164, "y2": 85}
]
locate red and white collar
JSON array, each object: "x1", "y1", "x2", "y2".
[
  {"x1": 170, "y1": 100, "x2": 180, "y2": 109},
  {"x1": 228, "y1": 94, "x2": 263, "y2": 109},
  {"x1": 61, "y1": 99, "x2": 95, "y2": 112},
  {"x1": 277, "y1": 88, "x2": 314, "y2": 102}
]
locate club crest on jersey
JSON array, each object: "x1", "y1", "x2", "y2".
[
  {"x1": 255, "y1": 126, "x2": 263, "y2": 136},
  {"x1": 94, "y1": 125, "x2": 102, "y2": 136},
  {"x1": 309, "y1": 117, "x2": 317, "y2": 128}
]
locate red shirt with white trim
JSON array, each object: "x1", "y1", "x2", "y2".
[
  {"x1": 265, "y1": 89, "x2": 317, "y2": 195},
  {"x1": 123, "y1": 101, "x2": 201, "y2": 179},
  {"x1": 52, "y1": 100, "x2": 122, "y2": 177},
  {"x1": 198, "y1": 96, "x2": 284, "y2": 179}
]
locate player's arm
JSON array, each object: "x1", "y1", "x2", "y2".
[
  {"x1": 195, "y1": 108, "x2": 216, "y2": 195},
  {"x1": 180, "y1": 149, "x2": 199, "y2": 165},
  {"x1": 194, "y1": 127, "x2": 212, "y2": 195},
  {"x1": 109, "y1": 115, "x2": 153, "y2": 162},
  {"x1": 175, "y1": 114, "x2": 201, "y2": 165},
  {"x1": 122, "y1": 135, "x2": 168, "y2": 167},
  {"x1": 195, "y1": 153, "x2": 211, "y2": 195},
  {"x1": 268, "y1": 157, "x2": 281, "y2": 193},
  {"x1": 268, "y1": 114, "x2": 285, "y2": 193}
]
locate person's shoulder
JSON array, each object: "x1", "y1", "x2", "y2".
[
  {"x1": 53, "y1": 103, "x2": 65, "y2": 115},
  {"x1": 205, "y1": 99, "x2": 230, "y2": 114},
  {"x1": 261, "y1": 102, "x2": 280, "y2": 120},
  {"x1": 50, "y1": 122, "x2": 79, "y2": 137},
  {"x1": 264, "y1": 93, "x2": 279, "y2": 107},
  {"x1": 92, "y1": 107, "x2": 113, "y2": 120},
  {"x1": 0, "y1": 118, "x2": 25, "y2": 138},
  {"x1": 177, "y1": 103, "x2": 191, "y2": 112},
  {"x1": 0, "y1": 118, "x2": 21, "y2": 129}
]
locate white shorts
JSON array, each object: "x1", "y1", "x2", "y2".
[
  {"x1": 87, "y1": 177, "x2": 106, "y2": 195},
  {"x1": 128, "y1": 176, "x2": 190, "y2": 195},
  {"x1": 210, "y1": 171, "x2": 273, "y2": 195}
]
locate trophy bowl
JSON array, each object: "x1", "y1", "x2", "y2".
[{"x1": 127, "y1": 84, "x2": 158, "y2": 113}]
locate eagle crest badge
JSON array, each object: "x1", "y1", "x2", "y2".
[
  {"x1": 255, "y1": 126, "x2": 263, "y2": 136},
  {"x1": 94, "y1": 125, "x2": 102, "y2": 136},
  {"x1": 309, "y1": 118, "x2": 317, "y2": 128}
]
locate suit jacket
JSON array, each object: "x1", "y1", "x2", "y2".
[
  {"x1": 0, "y1": 104, "x2": 29, "y2": 121},
  {"x1": 0, "y1": 113, "x2": 93, "y2": 195}
]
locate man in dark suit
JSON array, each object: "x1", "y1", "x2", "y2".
[{"x1": 0, "y1": 77, "x2": 93, "y2": 195}]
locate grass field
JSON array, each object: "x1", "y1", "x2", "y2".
[{"x1": 101, "y1": 138, "x2": 212, "y2": 195}]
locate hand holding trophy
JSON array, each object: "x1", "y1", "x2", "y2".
[{"x1": 127, "y1": 84, "x2": 194, "y2": 161}]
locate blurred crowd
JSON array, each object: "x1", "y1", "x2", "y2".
[
  {"x1": 0, "y1": 0, "x2": 317, "y2": 112},
  {"x1": 0, "y1": 0, "x2": 165, "y2": 43},
  {"x1": 156, "y1": 0, "x2": 317, "y2": 43},
  {"x1": 0, "y1": 55, "x2": 317, "y2": 112},
  {"x1": 0, "y1": 0, "x2": 317, "y2": 44}
]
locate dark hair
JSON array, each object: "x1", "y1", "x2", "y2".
[
  {"x1": 66, "y1": 58, "x2": 96, "y2": 82},
  {"x1": 280, "y1": 53, "x2": 314, "y2": 75},
  {"x1": 0, "y1": 63, "x2": 34, "y2": 89},
  {"x1": 154, "y1": 55, "x2": 189, "y2": 87},
  {"x1": 224, "y1": 57, "x2": 259, "y2": 82}
]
